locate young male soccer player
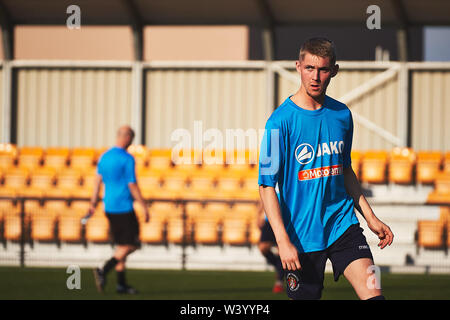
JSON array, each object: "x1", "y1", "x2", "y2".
[
  {"x1": 89, "y1": 125, "x2": 149, "y2": 294},
  {"x1": 257, "y1": 194, "x2": 284, "y2": 293},
  {"x1": 258, "y1": 38, "x2": 394, "y2": 300}
]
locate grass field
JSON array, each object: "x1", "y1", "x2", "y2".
[{"x1": 0, "y1": 267, "x2": 450, "y2": 300}]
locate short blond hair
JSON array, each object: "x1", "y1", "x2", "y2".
[{"x1": 299, "y1": 37, "x2": 337, "y2": 65}]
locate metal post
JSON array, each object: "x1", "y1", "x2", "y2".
[
  {"x1": 181, "y1": 200, "x2": 187, "y2": 270},
  {"x1": 19, "y1": 198, "x2": 25, "y2": 267}
]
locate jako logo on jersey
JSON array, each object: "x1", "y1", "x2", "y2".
[
  {"x1": 295, "y1": 143, "x2": 315, "y2": 165},
  {"x1": 295, "y1": 140, "x2": 345, "y2": 165}
]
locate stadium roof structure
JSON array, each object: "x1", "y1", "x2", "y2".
[{"x1": 1, "y1": 0, "x2": 450, "y2": 60}]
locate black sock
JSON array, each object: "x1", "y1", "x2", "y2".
[
  {"x1": 102, "y1": 257, "x2": 118, "y2": 275},
  {"x1": 367, "y1": 295, "x2": 385, "y2": 300},
  {"x1": 117, "y1": 271, "x2": 126, "y2": 287},
  {"x1": 263, "y1": 251, "x2": 284, "y2": 281}
]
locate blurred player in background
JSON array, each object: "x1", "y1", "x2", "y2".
[
  {"x1": 259, "y1": 38, "x2": 394, "y2": 300},
  {"x1": 257, "y1": 193, "x2": 284, "y2": 293},
  {"x1": 88, "y1": 125, "x2": 149, "y2": 294}
]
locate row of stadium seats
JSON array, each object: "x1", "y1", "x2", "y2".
[
  {"x1": 352, "y1": 148, "x2": 450, "y2": 185},
  {"x1": 1, "y1": 144, "x2": 450, "y2": 184},
  {"x1": 0, "y1": 201, "x2": 261, "y2": 245},
  {"x1": 0, "y1": 165, "x2": 259, "y2": 200},
  {"x1": 417, "y1": 206, "x2": 450, "y2": 248}
]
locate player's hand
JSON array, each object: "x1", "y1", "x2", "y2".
[
  {"x1": 87, "y1": 204, "x2": 96, "y2": 217},
  {"x1": 144, "y1": 209, "x2": 150, "y2": 223},
  {"x1": 278, "y1": 240, "x2": 301, "y2": 271},
  {"x1": 367, "y1": 218, "x2": 394, "y2": 249}
]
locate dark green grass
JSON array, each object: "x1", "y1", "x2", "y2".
[{"x1": 0, "y1": 267, "x2": 449, "y2": 300}]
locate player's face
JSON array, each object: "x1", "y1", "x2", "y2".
[{"x1": 296, "y1": 53, "x2": 338, "y2": 99}]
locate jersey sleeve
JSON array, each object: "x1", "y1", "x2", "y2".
[
  {"x1": 258, "y1": 118, "x2": 285, "y2": 188},
  {"x1": 96, "y1": 155, "x2": 103, "y2": 176},
  {"x1": 343, "y1": 110, "x2": 354, "y2": 169},
  {"x1": 124, "y1": 155, "x2": 137, "y2": 184}
]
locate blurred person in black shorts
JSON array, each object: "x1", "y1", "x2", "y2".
[
  {"x1": 87, "y1": 125, "x2": 149, "y2": 294},
  {"x1": 257, "y1": 196, "x2": 284, "y2": 293}
]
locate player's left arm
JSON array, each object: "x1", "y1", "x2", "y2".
[
  {"x1": 343, "y1": 167, "x2": 394, "y2": 249},
  {"x1": 88, "y1": 174, "x2": 103, "y2": 217}
]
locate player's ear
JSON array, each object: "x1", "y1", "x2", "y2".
[
  {"x1": 331, "y1": 64, "x2": 339, "y2": 78},
  {"x1": 295, "y1": 60, "x2": 302, "y2": 73}
]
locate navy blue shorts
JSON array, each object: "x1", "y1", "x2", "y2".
[
  {"x1": 259, "y1": 220, "x2": 277, "y2": 243},
  {"x1": 285, "y1": 223, "x2": 374, "y2": 300}
]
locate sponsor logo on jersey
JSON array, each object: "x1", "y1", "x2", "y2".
[
  {"x1": 295, "y1": 140, "x2": 345, "y2": 164},
  {"x1": 298, "y1": 164, "x2": 343, "y2": 181}
]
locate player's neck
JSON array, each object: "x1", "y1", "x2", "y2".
[{"x1": 291, "y1": 87, "x2": 326, "y2": 111}]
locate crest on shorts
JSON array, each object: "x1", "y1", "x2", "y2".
[{"x1": 286, "y1": 273, "x2": 300, "y2": 291}]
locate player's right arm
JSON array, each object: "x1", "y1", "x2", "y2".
[{"x1": 259, "y1": 185, "x2": 301, "y2": 271}]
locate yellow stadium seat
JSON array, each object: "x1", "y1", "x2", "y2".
[
  {"x1": 4, "y1": 214, "x2": 22, "y2": 241},
  {"x1": 427, "y1": 172, "x2": 450, "y2": 205},
  {"x1": 43, "y1": 147, "x2": 69, "y2": 170},
  {"x1": 0, "y1": 143, "x2": 17, "y2": 171},
  {"x1": 30, "y1": 213, "x2": 56, "y2": 241},
  {"x1": 242, "y1": 176, "x2": 258, "y2": 191},
  {"x1": 388, "y1": 147, "x2": 415, "y2": 184},
  {"x1": 56, "y1": 169, "x2": 82, "y2": 189},
  {"x1": 85, "y1": 215, "x2": 110, "y2": 243},
  {"x1": 18, "y1": 187, "x2": 45, "y2": 198},
  {"x1": 0, "y1": 153, "x2": 15, "y2": 171},
  {"x1": 188, "y1": 171, "x2": 217, "y2": 192},
  {"x1": 147, "y1": 201, "x2": 181, "y2": 222},
  {"x1": 249, "y1": 222, "x2": 261, "y2": 244},
  {"x1": 58, "y1": 216, "x2": 82, "y2": 242},
  {"x1": 361, "y1": 151, "x2": 388, "y2": 184},
  {"x1": 4, "y1": 168, "x2": 29, "y2": 189},
  {"x1": 166, "y1": 217, "x2": 191, "y2": 244},
  {"x1": 162, "y1": 175, "x2": 188, "y2": 193},
  {"x1": 202, "y1": 148, "x2": 225, "y2": 164},
  {"x1": 127, "y1": 145, "x2": 149, "y2": 169},
  {"x1": 136, "y1": 169, "x2": 162, "y2": 189},
  {"x1": 29, "y1": 167, "x2": 56, "y2": 189},
  {"x1": 216, "y1": 175, "x2": 242, "y2": 192},
  {"x1": 82, "y1": 168, "x2": 100, "y2": 189},
  {"x1": 193, "y1": 217, "x2": 220, "y2": 244},
  {"x1": 172, "y1": 149, "x2": 202, "y2": 170},
  {"x1": 17, "y1": 147, "x2": 43, "y2": 170},
  {"x1": 0, "y1": 200, "x2": 17, "y2": 217},
  {"x1": 231, "y1": 203, "x2": 259, "y2": 223},
  {"x1": 222, "y1": 218, "x2": 248, "y2": 245},
  {"x1": 24, "y1": 199, "x2": 41, "y2": 215},
  {"x1": 148, "y1": 149, "x2": 173, "y2": 170},
  {"x1": 70, "y1": 148, "x2": 96, "y2": 170},
  {"x1": 444, "y1": 152, "x2": 450, "y2": 173},
  {"x1": 185, "y1": 202, "x2": 204, "y2": 221},
  {"x1": 351, "y1": 150, "x2": 362, "y2": 178},
  {"x1": 140, "y1": 218, "x2": 165, "y2": 243},
  {"x1": 203, "y1": 203, "x2": 230, "y2": 222},
  {"x1": 226, "y1": 149, "x2": 257, "y2": 167},
  {"x1": 70, "y1": 200, "x2": 91, "y2": 217},
  {"x1": 417, "y1": 220, "x2": 444, "y2": 248},
  {"x1": 0, "y1": 186, "x2": 17, "y2": 197},
  {"x1": 416, "y1": 151, "x2": 443, "y2": 184}
]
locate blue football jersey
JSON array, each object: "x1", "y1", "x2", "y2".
[{"x1": 258, "y1": 95, "x2": 359, "y2": 253}]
